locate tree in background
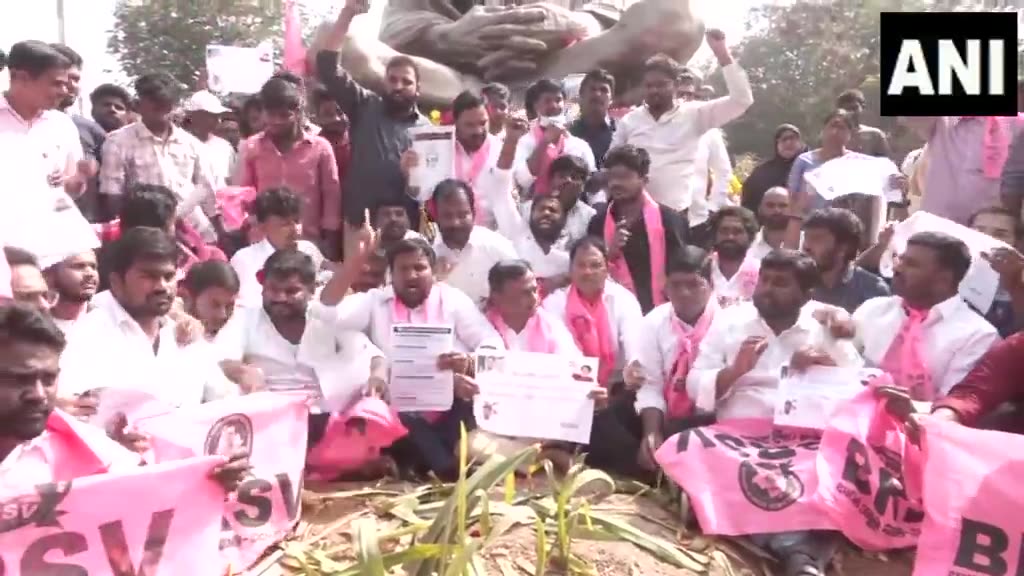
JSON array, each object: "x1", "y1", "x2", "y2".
[{"x1": 108, "y1": 0, "x2": 283, "y2": 90}]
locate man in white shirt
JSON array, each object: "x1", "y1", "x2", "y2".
[
  {"x1": 184, "y1": 90, "x2": 236, "y2": 191},
  {"x1": 633, "y1": 246, "x2": 717, "y2": 472},
  {"x1": 747, "y1": 187, "x2": 798, "y2": 262},
  {"x1": 44, "y1": 250, "x2": 98, "y2": 334},
  {"x1": 231, "y1": 187, "x2": 326, "y2": 308},
  {"x1": 689, "y1": 127, "x2": 735, "y2": 233},
  {"x1": 431, "y1": 180, "x2": 518, "y2": 307},
  {"x1": 485, "y1": 117, "x2": 571, "y2": 291},
  {"x1": 709, "y1": 206, "x2": 761, "y2": 308},
  {"x1": 450, "y1": 90, "x2": 503, "y2": 228},
  {"x1": 514, "y1": 79, "x2": 597, "y2": 196},
  {"x1": 686, "y1": 249, "x2": 859, "y2": 576},
  {"x1": 314, "y1": 233, "x2": 503, "y2": 479},
  {"x1": 610, "y1": 29, "x2": 753, "y2": 217},
  {"x1": 59, "y1": 227, "x2": 229, "y2": 414},
  {"x1": 848, "y1": 231, "x2": 1000, "y2": 399}
]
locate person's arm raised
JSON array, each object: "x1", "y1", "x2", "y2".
[
  {"x1": 320, "y1": 214, "x2": 376, "y2": 307},
  {"x1": 316, "y1": 0, "x2": 375, "y2": 120},
  {"x1": 694, "y1": 29, "x2": 754, "y2": 135}
]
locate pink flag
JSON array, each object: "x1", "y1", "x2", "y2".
[
  {"x1": 0, "y1": 456, "x2": 225, "y2": 576},
  {"x1": 0, "y1": 240, "x2": 11, "y2": 299},
  {"x1": 306, "y1": 396, "x2": 408, "y2": 481},
  {"x1": 134, "y1": 392, "x2": 309, "y2": 572},
  {"x1": 815, "y1": 385, "x2": 925, "y2": 551},
  {"x1": 655, "y1": 420, "x2": 832, "y2": 536},
  {"x1": 912, "y1": 419, "x2": 1024, "y2": 576},
  {"x1": 282, "y1": 0, "x2": 306, "y2": 75},
  {"x1": 216, "y1": 186, "x2": 257, "y2": 231}
]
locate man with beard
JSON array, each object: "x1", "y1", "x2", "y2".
[
  {"x1": 429, "y1": 180, "x2": 518, "y2": 306},
  {"x1": 514, "y1": 79, "x2": 597, "y2": 196},
  {"x1": 748, "y1": 187, "x2": 800, "y2": 262},
  {"x1": 215, "y1": 249, "x2": 386, "y2": 453},
  {"x1": 51, "y1": 44, "x2": 104, "y2": 222},
  {"x1": 801, "y1": 208, "x2": 889, "y2": 314},
  {"x1": 58, "y1": 227, "x2": 227, "y2": 411},
  {"x1": 450, "y1": 91, "x2": 502, "y2": 227},
  {"x1": 312, "y1": 86, "x2": 352, "y2": 216},
  {"x1": 316, "y1": 0, "x2": 431, "y2": 227},
  {"x1": 587, "y1": 145, "x2": 688, "y2": 314},
  {"x1": 89, "y1": 84, "x2": 132, "y2": 133},
  {"x1": 687, "y1": 249, "x2": 859, "y2": 576},
  {"x1": 236, "y1": 78, "x2": 341, "y2": 260},
  {"x1": 569, "y1": 69, "x2": 616, "y2": 168},
  {"x1": 487, "y1": 116, "x2": 571, "y2": 292},
  {"x1": 44, "y1": 250, "x2": 99, "y2": 334},
  {"x1": 843, "y1": 232, "x2": 999, "y2": 400},
  {"x1": 315, "y1": 232, "x2": 502, "y2": 479},
  {"x1": 3, "y1": 248, "x2": 52, "y2": 313},
  {"x1": 373, "y1": 198, "x2": 422, "y2": 252},
  {"x1": 481, "y1": 83, "x2": 510, "y2": 140},
  {"x1": 707, "y1": 205, "x2": 760, "y2": 308}
]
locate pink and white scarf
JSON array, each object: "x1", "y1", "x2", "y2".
[
  {"x1": 602, "y1": 192, "x2": 666, "y2": 307},
  {"x1": 565, "y1": 285, "x2": 616, "y2": 386},
  {"x1": 878, "y1": 303, "x2": 935, "y2": 401},
  {"x1": 712, "y1": 253, "x2": 760, "y2": 308},
  {"x1": 531, "y1": 123, "x2": 566, "y2": 196},
  {"x1": 391, "y1": 284, "x2": 445, "y2": 324},
  {"x1": 664, "y1": 300, "x2": 718, "y2": 419},
  {"x1": 961, "y1": 115, "x2": 1023, "y2": 179},
  {"x1": 455, "y1": 136, "x2": 494, "y2": 225},
  {"x1": 485, "y1": 306, "x2": 559, "y2": 354}
]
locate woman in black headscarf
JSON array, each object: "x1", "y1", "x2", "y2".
[{"x1": 740, "y1": 124, "x2": 805, "y2": 213}]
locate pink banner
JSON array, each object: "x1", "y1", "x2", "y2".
[
  {"x1": 913, "y1": 419, "x2": 1024, "y2": 576},
  {"x1": 0, "y1": 456, "x2": 225, "y2": 576},
  {"x1": 135, "y1": 392, "x2": 309, "y2": 572},
  {"x1": 815, "y1": 386, "x2": 924, "y2": 550},
  {"x1": 655, "y1": 420, "x2": 832, "y2": 535}
]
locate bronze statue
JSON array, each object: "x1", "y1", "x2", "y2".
[{"x1": 309, "y1": 0, "x2": 704, "y2": 107}]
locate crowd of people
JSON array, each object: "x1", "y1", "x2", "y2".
[{"x1": 1, "y1": 1, "x2": 1024, "y2": 574}]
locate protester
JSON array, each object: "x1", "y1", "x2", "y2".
[
  {"x1": 481, "y1": 82, "x2": 510, "y2": 139},
  {"x1": 747, "y1": 187, "x2": 798, "y2": 261},
  {"x1": 3, "y1": 247, "x2": 51, "y2": 313},
  {"x1": 610, "y1": 30, "x2": 753, "y2": 219},
  {"x1": 969, "y1": 207, "x2": 1024, "y2": 337},
  {"x1": 741, "y1": 124, "x2": 804, "y2": 214},
  {"x1": 587, "y1": 145, "x2": 689, "y2": 314},
  {"x1": 801, "y1": 208, "x2": 890, "y2": 313},
  {"x1": 835, "y1": 89, "x2": 890, "y2": 157},
  {"x1": 514, "y1": 78, "x2": 597, "y2": 197},
  {"x1": 482, "y1": 260, "x2": 580, "y2": 354},
  {"x1": 180, "y1": 260, "x2": 240, "y2": 338},
  {"x1": 569, "y1": 69, "x2": 616, "y2": 169},
  {"x1": 184, "y1": 90, "x2": 235, "y2": 190},
  {"x1": 317, "y1": 0, "x2": 431, "y2": 226},
  {"x1": 99, "y1": 72, "x2": 224, "y2": 240},
  {"x1": 51, "y1": 43, "x2": 104, "y2": 221},
  {"x1": 44, "y1": 250, "x2": 99, "y2": 333},
  {"x1": 239, "y1": 95, "x2": 265, "y2": 138},
  {"x1": 707, "y1": 206, "x2": 760, "y2": 308},
  {"x1": 311, "y1": 85, "x2": 352, "y2": 210},
  {"x1": 689, "y1": 117, "x2": 735, "y2": 243},
  {"x1": 89, "y1": 83, "x2": 132, "y2": 133}
]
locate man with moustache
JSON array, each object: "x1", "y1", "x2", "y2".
[
  {"x1": 44, "y1": 251, "x2": 99, "y2": 334},
  {"x1": 316, "y1": 0, "x2": 431, "y2": 227},
  {"x1": 569, "y1": 69, "x2": 616, "y2": 168},
  {"x1": 707, "y1": 205, "x2": 760, "y2": 308},
  {"x1": 312, "y1": 86, "x2": 352, "y2": 211},
  {"x1": 800, "y1": 208, "x2": 889, "y2": 313},
  {"x1": 748, "y1": 187, "x2": 800, "y2": 262},
  {"x1": 51, "y1": 44, "x2": 104, "y2": 222},
  {"x1": 687, "y1": 250, "x2": 859, "y2": 576},
  {"x1": 89, "y1": 84, "x2": 132, "y2": 134},
  {"x1": 58, "y1": 227, "x2": 228, "y2": 411}
]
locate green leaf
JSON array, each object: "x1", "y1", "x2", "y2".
[
  {"x1": 587, "y1": 512, "x2": 709, "y2": 572},
  {"x1": 353, "y1": 518, "x2": 386, "y2": 576}
]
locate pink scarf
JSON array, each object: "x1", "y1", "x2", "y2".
[
  {"x1": 485, "y1": 306, "x2": 558, "y2": 353},
  {"x1": 391, "y1": 284, "x2": 445, "y2": 324},
  {"x1": 531, "y1": 123, "x2": 566, "y2": 196},
  {"x1": 962, "y1": 115, "x2": 1023, "y2": 179},
  {"x1": 455, "y1": 136, "x2": 494, "y2": 225},
  {"x1": 602, "y1": 192, "x2": 666, "y2": 307},
  {"x1": 565, "y1": 285, "x2": 616, "y2": 386},
  {"x1": 878, "y1": 303, "x2": 934, "y2": 401},
  {"x1": 713, "y1": 254, "x2": 760, "y2": 308},
  {"x1": 664, "y1": 300, "x2": 717, "y2": 419}
]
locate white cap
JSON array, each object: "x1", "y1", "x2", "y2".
[{"x1": 184, "y1": 90, "x2": 229, "y2": 114}]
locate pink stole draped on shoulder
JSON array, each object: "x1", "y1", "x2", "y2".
[
  {"x1": 392, "y1": 285, "x2": 446, "y2": 422},
  {"x1": 664, "y1": 300, "x2": 717, "y2": 419},
  {"x1": 878, "y1": 302, "x2": 935, "y2": 401},
  {"x1": 963, "y1": 114, "x2": 1024, "y2": 179},
  {"x1": 603, "y1": 193, "x2": 666, "y2": 307},
  {"x1": 531, "y1": 123, "x2": 566, "y2": 196},
  {"x1": 486, "y1": 306, "x2": 559, "y2": 354},
  {"x1": 455, "y1": 136, "x2": 494, "y2": 225},
  {"x1": 565, "y1": 285, "x2": 616, "y2": 386}
]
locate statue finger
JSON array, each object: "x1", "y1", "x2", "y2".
[
  {"x1": 494, "y1": 35, "x2": 549, "y2": 54},
  {"x1": 478, "y1": 7, "x2": 547, "y2": 26},
  {"x1": 484, "y1": 59, "x2": 538, "y2": 81}
]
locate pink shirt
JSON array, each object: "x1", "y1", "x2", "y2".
[
  {"x1": 235, "y1": 131, "x2": 341, "y2": 234},
  {"x1": 0, "y1": 95, "x2": 82, "y2": 191},
  {"x1": 0, "y1": 410, "x2": 142, "y2": 493}
]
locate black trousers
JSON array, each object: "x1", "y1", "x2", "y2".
[
  {"x1": 387, "y1": 399, "x2": 475, "y2": 481},
  {"x1": 584, "y1": 388, "x2": 645, "y2": 478}
]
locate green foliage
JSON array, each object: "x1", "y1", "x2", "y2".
[
  {"x1": 108, "y1": 0, "x2": 284, "y2": 90},
  {"x1": 714, "y1": 0, "x2": 935, "y2": 160}
]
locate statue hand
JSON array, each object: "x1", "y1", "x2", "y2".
[
  {"x1": 428, "y1": 6, "x2": 547, "y2": 66},
  {"x1": 478, "y1": 3, "x2": 601, "y2": 52}
]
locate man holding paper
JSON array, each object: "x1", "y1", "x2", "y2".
[{"x1": 314, "y1": 224, "x2": 502, "y2": 479}]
